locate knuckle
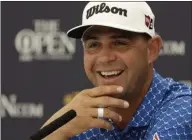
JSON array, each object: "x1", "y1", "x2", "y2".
[
  {"x1": 104, "y1": 109, "x2": 110, "y2": 117},
  {"x1": 105, "y1": 110, "x2": 119, "y2": 121},
  {"x1": 98, "y1": 86, "x2": 111, "y2": 94},
  {"x1": 101, "y1": 97, "x2": 111, "y2": 107},
  {"x1": 113, "y1": 113, "x2": 120, "y2": 121},
  {"x1": 81, "y1": 89, "x2": 94, "y2": 98},
  {"x1": 98, "y1": 86, "x2": 105, "y2": 94},
  {"x1": 81, "y1": 89, "x2": 89, "y2": 95}
]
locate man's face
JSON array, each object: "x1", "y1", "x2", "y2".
[{"x1": 82, "y1": 26, "x2": 151, "y2": 98}]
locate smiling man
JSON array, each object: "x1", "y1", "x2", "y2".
[{"x1": 42, "y1": 2, "x2": 192, "y2": 140}]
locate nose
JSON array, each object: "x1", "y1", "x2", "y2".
[{"x1": 97, "y1": 47, "x2": 117, "y2": 63}]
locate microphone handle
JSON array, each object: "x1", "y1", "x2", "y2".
[{"x1": 30, "y1": 109, "x2": 76, "y2": 140}]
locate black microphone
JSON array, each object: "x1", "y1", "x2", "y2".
[{"x1": 30, "y1": 109, "x2": 76, "y2": 140}]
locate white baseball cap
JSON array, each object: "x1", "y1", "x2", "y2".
[{"x1": 67, "y1": 2, "x2": 155, "y2": 38}]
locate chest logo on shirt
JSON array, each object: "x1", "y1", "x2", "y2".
[{"x1": 153, "y1": 132, "x2": 160, "y2": 140}]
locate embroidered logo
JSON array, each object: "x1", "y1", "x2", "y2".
[
  {"x1": 153, "y1": 132, "x2": 160, "y2": 140},
  {"x1": 86, "y1": 3, "x2": 127, "y2": 19},
  {"x1": 145, "y1": 15, "x2": 153, "y2": 29}
]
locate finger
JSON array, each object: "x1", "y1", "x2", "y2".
[
  {"x1": 91, "y1": 96, "x2": 129, "y2": 108},
  {"x1": 88, "y1": 118, "x2": 113, "y2": 130},
  {"x1": 86, "y1": 108, "x2": 122, "y2": 123},
  {"x1": 85, "y1": 85, "x2": 123, "y2": 97}
]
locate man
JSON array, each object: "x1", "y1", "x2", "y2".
[{"x1": 42, "y1": 2, "x2": 192, "y2": 140}]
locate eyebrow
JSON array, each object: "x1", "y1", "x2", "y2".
[
  {"x1": 110, "y1": 34, "x2": 133, "y2": 39},
  {"x1": 82, "y1": 35, "x2": 98, "y2": 41}
]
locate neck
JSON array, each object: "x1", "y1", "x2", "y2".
[{"x1": 110, "y1": 67, "x2": 154, "y2": 129}]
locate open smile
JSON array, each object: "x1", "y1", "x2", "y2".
[{"x1": 97, "y1": 70, "x2": 124, "y2": 79}]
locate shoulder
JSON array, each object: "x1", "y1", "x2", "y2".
[
  {"x1": 155, "y1": 77, "x2": 192, "y2": 122},
  {"x1": 147, "y1": 80, "x2": 192, "y2": 139},
  {"x1": 160, "y1": 80, "x2": 192, "y2": 120}
]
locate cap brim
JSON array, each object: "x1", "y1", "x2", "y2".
[
  {"x1": 67, "y1": 25, "x2": 92, "y2": 39},
  {"x1": 67, "y1": 23, "x2": 152, "y2": 39}
]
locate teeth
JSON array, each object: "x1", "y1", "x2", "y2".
[{"x1": 100, "y1": 71, "x2": 121, "y2": 76}]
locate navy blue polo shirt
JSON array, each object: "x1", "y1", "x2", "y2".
[{"x1": 69, "y1": 69, "x2": 192, "y2": 140}]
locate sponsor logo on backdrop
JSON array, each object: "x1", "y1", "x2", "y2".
[
  {"x1": 160, "y1": 40, "x2": 186, "y2": 56},
  {"x1": 15, "y1": 19, "x2": 76, "y2": 62},
  {"x1": 0, "y1": 94, "x2": 44, "y2": 118}
]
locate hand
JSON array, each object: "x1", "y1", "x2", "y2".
[{"x1": 42, "y1": 85, "x2": 129, "y2": 140}]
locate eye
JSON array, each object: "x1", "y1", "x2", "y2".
[
  {"x1": 85, "y1": 41, "x2": 100, "y2": 49},
  {"x1": 113, "y1": 40, "x2": 129, "y2": 47}
]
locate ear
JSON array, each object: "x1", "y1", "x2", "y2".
[{"x1": 147, "y1": 35, "x2": 162, "y2": 64}]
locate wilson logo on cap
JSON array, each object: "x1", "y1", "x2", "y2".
[
  {"x1": 86, "y1": 3, "x2": 127, "y2": 19},
  {"x1": 145, "y1": 15, "x2": 153, "y2": 29}
]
